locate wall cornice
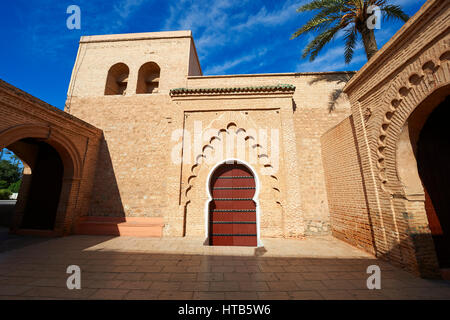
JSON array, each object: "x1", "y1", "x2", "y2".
[{"x1": 170, "y1": 84, "x2": 296, "y2": 97}]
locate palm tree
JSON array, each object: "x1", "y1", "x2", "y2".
[{"x1": 291, "y1": 0, "x2": 409, "y2": 64}]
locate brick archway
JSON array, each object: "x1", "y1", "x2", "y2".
[
  {"x1": 0, "y1": 124, "x2": 83, "y2": 235},
  {"x1": 0, "y1": 124, "x2": 82, "y2": 179},
  {"x1": 374, "y1": 42, "x2": 450, "y2": 277},
  {"x1": 394, "y1": 86, "x2": 450, "y2": 272}
]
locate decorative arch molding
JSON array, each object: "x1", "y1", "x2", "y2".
[
  {"x1": 0, "y1": 124, "x2": 83, "y2": 180},
  {"x1": 182, "y1": 120, "x2": 283, "y2": 208},
  {"x1": 372, "y1": 41, "x2": 450, "y2": 195}
]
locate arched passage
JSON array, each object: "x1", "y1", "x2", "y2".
[
  {"x1": 17, "y1": 140, "x2": 63, "y2": 230},
  {"x1": 0, "y1": 125, "x2": 82, "y2": 235},
  {"x1": 395, "y1": 84, "x2": 450, "y2": 273},
  {"x1": 206, "y1": 159, "x2": 259, "y2": 247},
  {"x1": 416, "y1": 95, "x2": 450, "y2": 268}
]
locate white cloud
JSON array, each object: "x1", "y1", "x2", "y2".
[
  {"x1": 114, "y1": 0, "x2": 147, "y2": 19},
  {"x1": 296, "y1": 44, "x2": 366, "y2": 72},
  {"x1": 232, "y1": 1, "x2": 300, "y2": 31},
  {"x1": 204, "y1": 47, "x2": 268, "y2": 74},
  {"x1": 162, "y1": 0, "x2": 303, "y2": 60}
]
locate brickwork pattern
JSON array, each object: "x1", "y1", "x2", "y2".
[
  {"x1": 66, "y1": 31, "x2": 352, "y2": 240},
  {"x1": 332, "y1": 0, "x2": 450, "y2": 277},
  {"x1": 321, "y1": 116, "x2": 375, "y2": 254},
  {"x1": 0, "y1": 79, "x2": 102, "y2": 235}
]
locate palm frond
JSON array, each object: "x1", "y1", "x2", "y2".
[
  {"x1": 292, "y1": 0, "x2": 409, "y2": 64},
  {"x1": 372, "y1": 0, "x2": 387, "y2": 6},
  {"x1": 381, "y1": 5, "x2": 409, "y2": 22},
  {"x1": 349, "y1": 0, "x2": 364, "y2": 11},
  {"x1": 344, "y1": 28, "x2": 357, "y2": 64},
  {"x1": 302, "y1": 23, "x2": 345, "y2": 61},
  {"x1": 291, "y1": 14, "x2": 341, "y2": 39},
  {"x1": 296, "y1": 0, "x2": 345, "y2": 13}
]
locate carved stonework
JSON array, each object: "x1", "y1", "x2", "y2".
[
  {"x1": 183, "y1": 120, "x2": 282, "y2": 207},
  {"x1": 376, "y1": 40, "x2": 450, "y2": 194}
]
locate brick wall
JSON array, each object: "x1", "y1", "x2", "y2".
[
  {"x1": 66, "y1": 30, "x2": 354, "y2": 238},
  {"x1": 340, "y1": 0, "x2": 449, "y2": 276},
  {"x1": 321, "y1": 116, "x2": 375, "y2": 254},
  {"x1": 0, "y1": 79, "x2": 102, "y2": 235}
]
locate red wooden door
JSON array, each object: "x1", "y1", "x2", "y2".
[{"x1": 209, "y1": 162, "x2": 257, "y2": 246}]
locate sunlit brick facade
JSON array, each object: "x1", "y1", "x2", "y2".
[{"x1": 1, "y1": 0, "x2": 448, "y2": 279}]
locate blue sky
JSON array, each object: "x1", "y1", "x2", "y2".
[{"x1": 0, "y1": 0, "x2": 425, "y2": 110}]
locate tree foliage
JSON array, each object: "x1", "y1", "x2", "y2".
[
  {"x1": 0, "y1": 160, "x2": 22, "y2": 186},
  {"x1": 0, "y1": 159, "x2": 22, "y2": 198},
  {"x1": 291, "y1": 0, "x2": 409, "y2": 63},
  {"x1": 8, "y1": 180, "x2": 22, "y2": 193},
  {"x1": 0, "y1": 189, "x2": 12, "y2": 200}
]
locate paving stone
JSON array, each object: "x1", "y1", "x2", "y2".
[
  {"x1": 321, "y1": 279, "x2": 358, "y2": 290},
  {"x1": 157, "y1": 289, "x2": 194, "y2": 300},
  {"x1": 115, "y1": 272, "x2": 145, "y2": 281},
  {"x1": 257, "y1": 291, "x2": 290, "y2": 300},
  {"x1": 2, "y1": 235, "x2": 450, "y2": 300},
  {"x1": 225, "y1": 291, "x2": 258, "y2": 300},
  {"x1": 317, "y1": 289, "x2": 355, "y2": 300},
  {"x1": 143, "y1": 273, "x2": 172, "y2": 281},
  {"x1": 89, "y1": 289, "x2": 130, "y2": 300},
  {"x1": 83, "y1": 280, "x2": 124, "y2": 289},
  {"x1": 150, "y1": 281, "x2": 181, "y2": 291},
  {"x1": 180, "y1": 281, "x2": 210, "y2": 291},
  {"x1": 288, "y1": 290, "x2": 323, "y2": 300},
  {"x1": 197, "y1": 273, "x2": 224, "y2": 281},
  {"x1": 267, "y1": 281, "x2": 299, "y2": 291},
  {"x1": 209, "y1": 281, "x2": 240, "y2": 292},
  {"x1": 118, "y1": 281, "x2": 153, "y2": 290},
  {"x1": 193, "y1": 291, "x2": 225, "y2": 300},
  {"x1": 238, "y1": 281, "x2": 269, "y2": 291},
  {"x1": 294, "y1": 280, "x2": 327, "y2": 291},
  {"x1": 223, "y1": 272, "x2": 252, "y2": 281},
  {"x1": 0, "y1": 285, "x2": 32, "y2": 296}
]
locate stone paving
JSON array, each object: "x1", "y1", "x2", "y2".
[{"x1": 0, "y1": 235, "x2": 450, "y2": 300}]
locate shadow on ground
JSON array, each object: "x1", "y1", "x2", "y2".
[
  {"x1": 0, "y1": 235, "x2": 450, "y2": 300},
  {"x1": 0, "y1": 227, "x2": 50, "y2": 253}
]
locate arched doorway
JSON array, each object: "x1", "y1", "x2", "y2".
[
  {"x1": 0, "y1": 124, "x2": 82, "y2": 236},
  {"x1": 208, "y1": 160, "x2": 258, "y2": 246},
  {"x1": 416, "y1": 95, "x2": 450, "y2": 268},
  {"x1": 5, "y1": 139, "x2": 64, "y2": 231}
]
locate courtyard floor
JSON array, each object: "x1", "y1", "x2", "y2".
[{"x1": 0, "y1": 233, "x2": 450, "y2": 300}]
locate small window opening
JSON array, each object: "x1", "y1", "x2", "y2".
[
  {"x1": 136, "y1": 62, "x2": 160, "y2": 94},
  {"x1": 105, "y1": 63, "x2": 129, "y2": 95}
]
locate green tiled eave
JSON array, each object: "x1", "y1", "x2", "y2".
[{"x1": 169, "y1": 84, "x2": 296, "y2": 96}]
